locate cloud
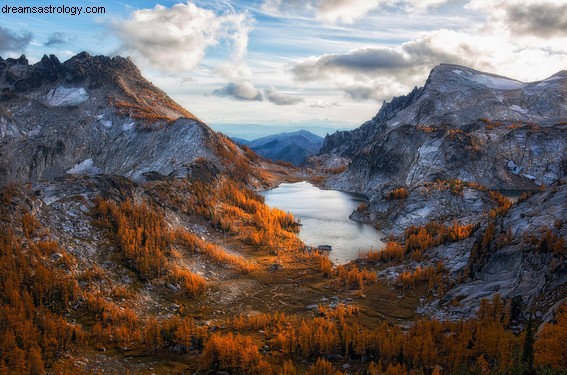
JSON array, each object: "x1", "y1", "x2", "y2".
[
  {"x1": 290, "y1": 47, "x2": 412, "y2": 81},
  {"x1": 45, "y1": 32, "x2": 71, "y2": 47},
  {"x1": 265, "y1": 87, "x2": 304, "y2": 105},
  {"x1": 290, "y1": 29, "x2": 480, "y2": 82},
  {"x1": 343, "y1": 85, "x2": 382, "y2": 101},
  {"x1": 0, "y1": 27, "x2": 32, "y2": 54},
  {"x1": 110, "y1": 2, "x2": 253, "y2": 72},
  {"x1": 213, "y1": 82, "x2": 263, "y2": 101},
  {"x1": 468, "y1": 0, "x2": 567, "y2": 38},
  {"x1": 289, "y1": 29, "x2": 479, "y2": 101},
  {"x1": 310, "y1": 101, "x2": 340, "y2": 108},
  {"x1": 262, "y1": 0, "x2": 450, "y2": 23}
]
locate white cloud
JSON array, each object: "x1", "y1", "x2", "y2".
[
  {"x1": 265, "y1": 87, "x2": 304, "y2": 105},
  {"x1": 110, "y1": 2, "x2": 253, "y2": 73},
  {"x1": 310, "y1": 100, "x2": 340, "y2": 108},
  {"x1": 213, "y1": 81, "x2": 263, "y2": 101},
  {"x1": 262, "y1": 0, "x2": 451, "y2": 24}
]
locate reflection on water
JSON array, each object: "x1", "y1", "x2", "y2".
[{"x1": 261, "y1": 181, "x2": 385, "y2": 264}]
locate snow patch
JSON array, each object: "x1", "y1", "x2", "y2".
[
  {"x1": 543, "y1": 75, "x2": 562, "y2": 82},
  {"x1": 95, "y1": 115, "x2": 112, "y2": 128},
  {"x1": 46, "y1": 86, "x2": 89, "y2": 107},
  {"x1": 453, "y1": 70, "x2": 524, "y2": 90},
  {"x1": 507, "y1": 160, "x2": 521, "y2": 175},
  {"x1": 509, "y1": 105, "x2": 529, "y2": 115},
  {"x1": 122, "y1": 121, "x2": 135, "y2": 131},
  {"x1": 28, "y1": 126, "x2": 42, "y2": 137},
  {"x1": 66, "y1": 159, "x2": 101, "y2": 175}
]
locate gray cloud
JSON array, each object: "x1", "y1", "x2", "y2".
[
  {"x1": 45, "y1": 32, "x2": 70, "y2": 46},
  {"x1": 0, "y1": 27, "x2": 32, "y2": 54},
  {"x1": 290, "y1": 38, "x2": 465, "y2": 82},
  {"x1": 289, "y1": 30, "x2": 477, "y2": 101},
  {"x1": 344, "y1": 86, "x2": 380, "y2": 101},
  {"x1": 213, "y1": 82, "x2": 263, "y2": 101},
  {"x1": 502, "y1": 2, "x2": 567, "y2": 38},
  {"x1": 291, "y1": 47, "x2": 418, "y2": 82},
  {"x1": 265, "y1": 87, "x2": 304, "y2": 105}
]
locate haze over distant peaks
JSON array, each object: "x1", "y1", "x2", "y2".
[{"x1": 234, "y1": 130, "x2": 324, "y2": 166}]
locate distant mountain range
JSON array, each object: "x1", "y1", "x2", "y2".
[
  {"x1": 233, "y1": 130, "x2": 323, "y2": 166},
  {"x1": 211, "y1": 123, "x2": 347, "y2": 140}
]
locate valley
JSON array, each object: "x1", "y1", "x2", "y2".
[{"x1": 0, "y1": 53, "x2": 565, "y2": 374}]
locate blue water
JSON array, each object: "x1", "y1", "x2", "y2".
[{"x1": 261, "y1": 181, "x2": 385, "y2": 264}]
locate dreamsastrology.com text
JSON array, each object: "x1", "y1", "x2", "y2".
[{"x1": 2, "y1": 4, "x2": 105, "y2": 16}]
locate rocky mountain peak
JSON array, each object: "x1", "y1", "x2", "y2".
[
  {"x1": 318, "y1": 63, "x2": 567, "y2": 197},
  {"x1": 0, "y1": 53, "x2": 255, "y2": 185}
]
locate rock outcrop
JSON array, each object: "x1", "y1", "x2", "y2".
[
  {"x1": 426, "y1": 181, "x2": 567, "y2": 318},
  {"x1": 0, "y1": 52, "x2": 239, "y2": 185}
]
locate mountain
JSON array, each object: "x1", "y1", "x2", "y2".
[
  {"x1": 316, "y1": 64, "x2": 567, "y2": 233},
  {"x1": 0, "y1": 54, "x2": 566, "y2": 373},
  {"x1": 0, "y1": 52, "x2": 259, "y2": 185},
  {"x1": 321, "y1": 64, "x2": 566, "y2": 190},
  {"x1": 233, "y1": 130, "x2": 324, "y2": 166},
  {"x1": 315, "y1": 63, "x2": 567, "y2": 318},
  {"x1": 211, "y1": 123, "x2": 346, "y2": 139}
]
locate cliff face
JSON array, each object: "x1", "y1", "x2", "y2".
[
  {"x1": 321, "y1": 64, "x2": 567, "y2": 195},
  {"x1": 424, "y1": 181, "x2": 567, "y2": 319},
  {"x1": 0, "y1": 52, "x2": 243, "y2": 185}
]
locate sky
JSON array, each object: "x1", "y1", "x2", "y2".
[{"x1": 1, "y1": 0, "x2": 567, "y2": 137}]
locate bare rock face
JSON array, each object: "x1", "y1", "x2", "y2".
[
  {"x1": 321, "y1": 64, "x2": 567, "y2": 194},
  {"x1": 436, "y1": 182, "x2": 567, "y2": 318},
  {"x1": 0, "y1": 52, "x2": 224, "y2": 185},
  {"x1": 354, "y1": 185, "x2": 497, "y2": 237}
]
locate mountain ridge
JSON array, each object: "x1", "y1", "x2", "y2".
[
  {"x1": 319, "y1": 63, "x2": 567, "y2": 194},
  {"x1": 0, "y1": 52, "x2": 265, "y2": 186}
]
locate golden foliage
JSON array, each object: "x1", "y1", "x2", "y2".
[
  {"x1": 403, "y1": 221, "x2": 475, "y2": 259},
  {"x1": 93, "y1": 197, "x2": 170, "y2": 279},
  {"x1": 201, "y1": 333, "x2": 273, "y2": 374},
  {"x1": 168, "y1": 266, "x2": 207, "y2": 296},
  {"x1": 363, "y1": 242, "x2": 404, "y2": 262},
  {"x1": 488, "y1": 190, "x2": 513, "y2": 218},
  {"x1": 386, "y1": 187, "x2": 409, "y2": 200},
  {"x1": 535, "y1": 303, "x2": 567, "y2": 369}
]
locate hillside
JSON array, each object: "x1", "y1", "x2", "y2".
[{"x1": 234, "y1": 130, "x2": 323, "y2": 166}]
